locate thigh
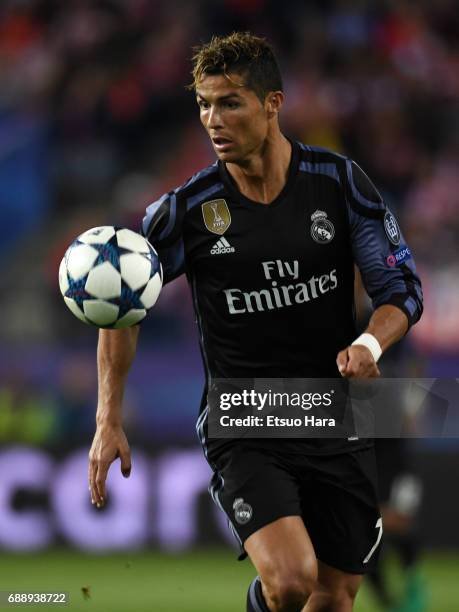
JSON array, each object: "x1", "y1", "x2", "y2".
[
  {"x1": 245, "y1": 515, "x2": 317, "y2": 580},
  {"x1": 245, "y1": 516, "x2": 320, "y2": 611},
  {"x1": 301, "y1": 448, "x2": 382, "y2": 575},
  {"x1": 209, "y1": 443, "x2": 303, "y2": 559}
]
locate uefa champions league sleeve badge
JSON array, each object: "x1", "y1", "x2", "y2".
[
  {"x1": 310, "y1": 210, "x2": 335, "y2": 244},
  {"x1": 383, "y1": 210, "x2": 401, "y2": 246}
]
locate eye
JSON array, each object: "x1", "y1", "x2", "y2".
[
  {"x1": 224, "y1": 100, "x2": 239, "y2": 109},
  {"x1": 198, "y1": 100, "x2": 209, "y2": 110}
]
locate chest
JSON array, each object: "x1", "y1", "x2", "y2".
[{"x1": 184, "y1": 178, "x2": 351, "y2": 287}]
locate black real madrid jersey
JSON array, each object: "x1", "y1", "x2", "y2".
[{"x1": 142, "y1": 141, "x2": 423, "y2": 456}]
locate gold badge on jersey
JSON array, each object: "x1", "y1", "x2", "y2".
[{"x1": 202, "y1": 199, "x2": 231, "y2": 235}]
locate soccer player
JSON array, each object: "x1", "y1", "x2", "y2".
[{"x1": 88, "y1": 33, "x2": 423, "y2": 612}]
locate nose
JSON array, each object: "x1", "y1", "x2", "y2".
[{"x1": 206, "y1": 105, "x2": 223, "y2": 130}]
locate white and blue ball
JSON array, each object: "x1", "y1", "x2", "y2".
[{"x1": 59, "y1": 226, "x2": 162, "y2": 328}]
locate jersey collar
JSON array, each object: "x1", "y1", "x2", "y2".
[{"x1": 217, "y1": 139, "x2": 300, "y2": 209}]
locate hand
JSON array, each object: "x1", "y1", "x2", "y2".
[
  {"x1": 336, "y1": 345, "x2": 381, "y2": 378},
  {"x1": 88, "y1": 422, "x2": 131, "y2": 508}
]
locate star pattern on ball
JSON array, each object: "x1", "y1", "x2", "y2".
[{"x1": 60, "y1": 226, "x2": 163, "y2": 328}]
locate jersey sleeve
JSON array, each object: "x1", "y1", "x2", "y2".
[
  {"x1": 141, "y1": 192, "x2": 185, "y2": 285},
  {"x1": 343, "y1": 159, "x2": 423, "y2": 329}
]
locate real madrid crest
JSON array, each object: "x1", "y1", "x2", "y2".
[
  {"x1": 233, "y1": 497, "x2": 253, "y2": 525},
  {"x1": 310, "y1": 210, "x2": 335, "y2": 244},
  {"x1": 202, "y1": 199, "x2": 231, "y2": 235}
]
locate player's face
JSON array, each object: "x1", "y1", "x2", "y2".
[{"x1": 196, "y1": 73, "x2": 272, "y2": 163}]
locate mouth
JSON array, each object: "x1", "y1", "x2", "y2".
[{"x1": 211, "y1": 136, "x2": 233, "y2": 152}]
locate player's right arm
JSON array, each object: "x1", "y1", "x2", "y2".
[
  {"x1": 89, "y1": 181, "x2": 190, "y2": 506},
  {"x1": 88, "y1": 187, "x2": 186, "y2": 506},
  {"x1": 89, "y1": 326, "x2": 139, "y2": 508}
]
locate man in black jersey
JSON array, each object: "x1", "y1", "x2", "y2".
[{"x1": 88, "y1": 32, "x2": 423, "y2": 612}]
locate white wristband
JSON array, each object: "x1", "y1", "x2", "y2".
[{"x1": 351, "y1": 333, "x2": 382, "y2": 363}]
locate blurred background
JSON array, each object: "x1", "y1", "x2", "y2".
[{"x1": 0, "y1": 0, "x2": 458, "y2": 610}]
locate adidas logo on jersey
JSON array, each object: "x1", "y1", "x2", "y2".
[{"x1": 210, "y1": 237, "x2": 235, "y2": 255}]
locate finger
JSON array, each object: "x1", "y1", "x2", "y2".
[
  {"x1": 345, "y1": 356, "x2": 366, "y2": 376},
  {"x1": 343, "y1": 349, "x2": 362, "y2": 377},
  {"x1": 89, "y1": 460, "x2": 97, "y2": 505},
  {"x1": 119, "y1": 447, "x2": 132, "y2": 478},
  {"x1": 344, "y1": 364, "x2": 358, "y2": 378},
  {"x1": 336, "y1": 349, "x2": 349, "y2": 376},
  {"x1": 95, "y1": 462, "x2": 110, "y2": 505},
  {"x1": 351, "y1": 358, "x2": 379, "y2": 378},
  {"x1": 88, "y1": 461, "x2": 92, "y2": 495},
  {"x1": 92, "y1": 466, "x2": 104, "y2": 508}
]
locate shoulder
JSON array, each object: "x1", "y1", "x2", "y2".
[
  {"x1": 142, "y1": 162, "x2": 223, "y2": 240},
  {"x1": 173, "y1": 162, "x2": 222, "y2": 203},
  {"x1": 297, "y1": 142, "x2": 347, "y2": 163},
  {"x1": 297, "y1": 142, "x2": 384, "y2": 213},
  {"x1": 149, "y1": 162, "x2": 221, "y2": 210},
  {"x1": 344, "y1": 158, "x2": 384, "y2": 213},
  {"x1": 296, "y1": 142, "x2": 346, "y2": 186}
]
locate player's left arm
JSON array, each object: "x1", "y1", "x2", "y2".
[{"x1": 337, "y1": 160, "x2": 423, "y2": 378}]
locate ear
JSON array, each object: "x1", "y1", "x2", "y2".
[{"x1": 265, "y1": 91, "x2": 284, "y2": 118}]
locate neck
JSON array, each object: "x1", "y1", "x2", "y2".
[{"x1": 225, "y1": 131, "x2": 292, "y2": 204}]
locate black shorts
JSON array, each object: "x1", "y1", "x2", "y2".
[{"x1": 208, "y1": 442, "x2": 382, "y2": 574}]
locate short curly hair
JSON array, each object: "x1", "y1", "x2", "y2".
[{"x1": 189, "y1": 31, "x2": 283, "y2": 102}]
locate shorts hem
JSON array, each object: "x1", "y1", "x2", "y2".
[{"x1": 316, "y1": 555, "x2": 369, "y2": 575}]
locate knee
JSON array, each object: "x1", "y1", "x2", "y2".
[
  {"x1": 307, "y1": 584, "x2": 358, "y2": 612},
  {"x1": 329, "y1": 584, "x2": 358, "y2": 608},
  {"x1": 264, "y1": 573, "x2": 316, "y2": 612}
]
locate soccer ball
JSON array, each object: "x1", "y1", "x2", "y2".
[{"x1": 58, "y1": 226, "x2": 163, "y2": 328}]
